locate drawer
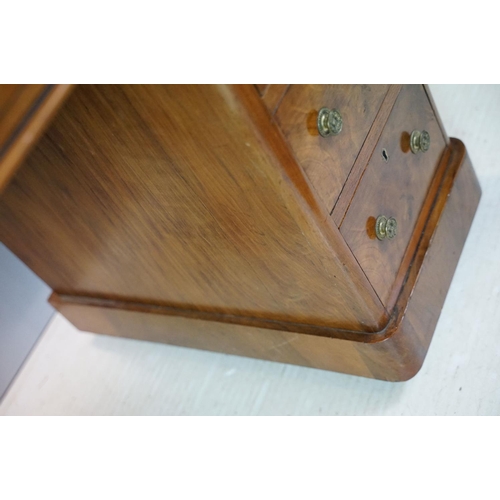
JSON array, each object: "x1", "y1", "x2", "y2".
[
  {"x1": 275, "y1": 85, "x2": 389, "y2": 212},
  {"x1": 340, "y1": 84, "x2": 447, "y2": 307}
]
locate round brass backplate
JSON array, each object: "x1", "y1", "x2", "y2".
[
  {"x1": 410, "y1": 130, "x2": 431, "y2": 154},
  {"x1": 317, "y1": 108, "x2": 343, "y2": 137},
  {"x1": 375, "y1": 215, "x2": 398, "y2": 240}
]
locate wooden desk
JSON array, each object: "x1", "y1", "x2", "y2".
[{"x1": 0, "y1": 85, "x2": 481, "y2": 380}]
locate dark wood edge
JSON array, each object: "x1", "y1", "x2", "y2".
[
  {"x1": 384, "y1": 146, "x2": 450, "y2": 310},
  {"x1": 0, "y1": 84, "x2": 74, "y2": 194},
  {"x1": 50, "y1": 137, "x2": 473, "y2": 347},
  {"x1": 379, "y1": 138, "x2": 467, "y2": 336},
  {"x1": 332, "y1": 84, "x2": 402, "y2": 226},
  {"x1": 358, "y1": 138, "x2": 481, "y2": 380},
  {"x1": 49, "y1": 292, "x2": 377, "y2": 342}
]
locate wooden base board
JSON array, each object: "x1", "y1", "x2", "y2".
[{"x1": 50, "y1": 138, "x2": 481, "y2": 381}]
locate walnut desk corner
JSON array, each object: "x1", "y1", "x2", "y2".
[{"x1": 0, "y1": 84, "x2": 481, "y2": 381}]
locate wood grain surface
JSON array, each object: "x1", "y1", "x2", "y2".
[
  {"x1": 50, "y1": 139, "x2": 481, "y2": 380},
  {"x1": 331, "y1": 85, "x2": 402, "y2": 226},
  {"x1": 0, "y1": 85, "x2": 386, "y2": 333},
  {"x1": 340, "y1": 84, "x2": 447, "y2": 306},
  {"x1": 0, "y1": 84, "x2": 492, "y2": 415},
  {"x1": 254, "y1": 84, "x2": 269, "y2": 96},
  {"x1": 0, "y1": 85, "x2": 46, "y2": 147},
  {"x1": 260, "y1": 84, "x2": 289, "y2": 115},
  {"x1": 275, "y1": 85, "x2": 389, "y2": 213},
  {"x1": 356, "y1": 139, "x2": 480, "y2": 379}
]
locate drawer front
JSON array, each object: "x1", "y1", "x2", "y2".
[
  {"x1": 275, "y1": 85, "x2": 389, "y2": 212},
  {"x1": 340, "y1": 84, "x2": 447, "y2": 307}
]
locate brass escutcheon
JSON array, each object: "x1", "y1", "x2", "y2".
[
  {"x1": 410, "y1": 130, "x2": 431, "y2": 154},
  {"x1": 375, "y1": 215, "x2": 398, "y2": 241},
  {"x1": 317, "y1": 108, "x2": 343, "y2": 137}
]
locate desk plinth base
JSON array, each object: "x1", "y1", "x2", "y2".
[{"x1": 50, "y1": 139, "x2": 481, "y2": 381}]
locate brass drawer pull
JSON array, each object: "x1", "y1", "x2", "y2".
[
  {"x1": 317, "y1": 108, "x2": 343, "y2": 137},
  {"x1": 375, "y1": 215, "x2": 398, "y2": 240},
  {"x1": 410, "y1": 130, "x2": 431, "y2": 154}
]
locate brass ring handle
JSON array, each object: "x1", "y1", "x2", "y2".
[
  {"x1": 375, "y1": 215, "x2": 398, "y2": 240},
  {"x1": 317, "y1": 108, "x2": 343, "y2": 137},
  {"x1": 410, "y1": 130, "x2": 431, "y2": 154}
]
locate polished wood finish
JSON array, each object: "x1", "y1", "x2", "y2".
[
  {"x1": 0, "y1": 85, "x2": 45, "y2": 146},
  {"x1": 340, "y1": 84, "x2": 447, "y2": 306},
  {"x1": 260, "y1": 84, "x2": 289, "y2": 115},
  {"x1": 331, "y1": 85, "x2": 402, "y2": 226},
  {"x1": 275, "y1": 85, "x2": 389, "y2": 213},
  {"x1": 0, "y1": 85, "x2": 482, "y2": 380},
  {"x1": 359, "y1": 139, "x2": 480, "y2": 379},
  {"x1": 50, "y1": 139, "x2": 481, "y2": 380},
  {"x1": 255, "y1": 84, "x2": 269, "y2": 96},
  {"x1": 0, "y1": 85, "x2": 73, "y2": 193},
  {"x1": 0, "y1": 85, "x2": 385, "y2": 333},
  {"x1": 385, "y1": 140, "x2": 452, "y2": 310}
]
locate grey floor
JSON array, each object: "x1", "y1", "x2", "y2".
[{"x1": 1, "y1": 84, "x2": 499, "y2": 415}]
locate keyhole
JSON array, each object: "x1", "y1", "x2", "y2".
[{"x1": 382, "y1": 148, "x2": 389, "y2": 162}]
